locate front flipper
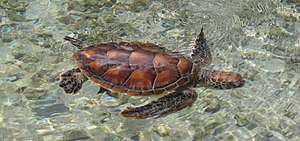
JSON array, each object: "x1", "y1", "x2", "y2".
[
  {"x1": 198, "y1": 70, "x2": 245, "y2": 89},
  {"x1": 59, "y1": 68, "x2": 88, "y2": 94},
  {"x1": 120, "y1": 89, "x2": 198, "y2": 119},
  {"x1": 192, "y1": 27, "x2": 212, "y2": 67}
]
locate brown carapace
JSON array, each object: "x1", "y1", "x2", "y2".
[{"x1": 59, "y1": 28, "x2": 245, "y2": 119}]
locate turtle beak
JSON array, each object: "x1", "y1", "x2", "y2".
[{"x1": 228, "y1": 80, "x2": 245, "y2": 88}]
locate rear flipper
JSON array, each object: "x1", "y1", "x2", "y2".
[
  {"x1": 198, "y1": 70, "x2": 245, "y2": 89},
  {"x1": 59, "y1": 68, "x2": 88, "y2": 94},
  {"x1": 120, "y1": 89, "x2": 198, "y2": 119}
]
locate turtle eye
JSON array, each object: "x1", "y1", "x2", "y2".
[{"x1": 228, "y1": 82, "x2": 244, "y2": 88}]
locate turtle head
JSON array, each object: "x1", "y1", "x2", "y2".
[{"x1": 196, "y1": 70, "x2": 245, "y2": 89}]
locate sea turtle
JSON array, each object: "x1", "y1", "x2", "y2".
[{"x1": 59, "y1": 28, "x2": 245, "y2": 119}]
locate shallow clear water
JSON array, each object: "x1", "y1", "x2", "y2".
[{"x1": 1, "y1": 0, "x2": 299, "y2": 140}]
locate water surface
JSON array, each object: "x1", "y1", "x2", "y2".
[{"x1": 0, "y1": 0, "x2": 299, "y2": 140}]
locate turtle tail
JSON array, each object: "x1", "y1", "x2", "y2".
[
  {"x1": 64, "y1": 36, "x2": 84, "y2": 49},
  {"x1": 59, "y1": 68, "x2": 88, "y2": 94}
]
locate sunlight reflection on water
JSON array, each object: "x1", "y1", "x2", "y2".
[{"x1": 0, "y1": 0, "x2": 299, "y2": 140}]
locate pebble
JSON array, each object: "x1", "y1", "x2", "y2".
[
  {"x1": 62, "y1": 129, "x2": 91, "y2": 140},
  {"x1": 154, "y1": 124, "x2": 171, "y2": 137}
]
